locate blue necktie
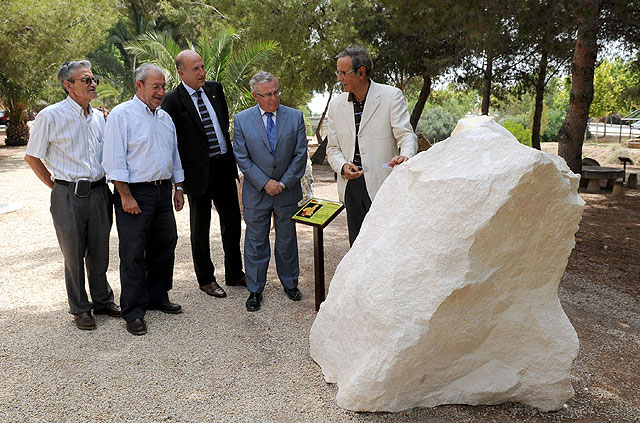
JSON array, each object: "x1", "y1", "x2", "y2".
[
  {"x1": 195, "y1": 90, "x2": 221, "y2": 157},
  {"x1": 265, "y1": 112, "x2": 275, "y2": 152}
]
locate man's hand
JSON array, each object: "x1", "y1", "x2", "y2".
[
  {"x1": 388, "y1": 155, "x2": 409, "y2": 168},
  {"x1": 174, "y1": 190, "x2": 184, "y2": 211},
  {"x1": 113, "y1": 181, "x2": 141, "y2": 214},
  {"x1": 264, "y1": 179, "x2": 284, "y2": 196},
  {"x1": 342, "y1": 163, "x2": 364, "y2": 180}
]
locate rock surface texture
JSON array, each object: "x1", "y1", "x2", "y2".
[{"x1": 309, "y1": 116, "x2": 584, "y2": 412}]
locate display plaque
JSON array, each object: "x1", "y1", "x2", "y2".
[{"x1": 291, "y1": 198, "x2": 344, "y2": 228}]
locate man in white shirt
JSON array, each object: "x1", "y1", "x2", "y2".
[
  {"x1": 25, "y1": 60, "x2": 120, "y2": 331},
  {"x1": 103, "y1": 64, "x2": 185, "y2": 336}
]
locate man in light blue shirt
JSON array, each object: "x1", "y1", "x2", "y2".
[
  {"x1": 103, "y1": 64, "x2": 185, "y2": 336},
  {"x1": 25, "y1": 60, "x2": 120, "y2": 331}
]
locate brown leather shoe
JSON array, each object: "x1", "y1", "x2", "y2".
[
  {"x1": 226, "y1": 275, "x2": 246, "y2": 287},
  {"x1": 73, "y1": 311, "x2": 96, "y2": 330},
  {"x1": 200, "y1": 281, "x2": 227, "y2": 298},
  {"x1": 94, "y1": 303, "x2": 121, "y2": 318}
]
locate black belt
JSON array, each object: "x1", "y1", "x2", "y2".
[
  {"x1": 129, "y1": 179, "x2": 170, "y2": 187},
  {"x1": 55, "y1": 177, "x2": 106, "y2": 189}
]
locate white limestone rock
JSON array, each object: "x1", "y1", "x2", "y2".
[{"x1": 309, "y1": 115, "x2": 584, "y2": 412}]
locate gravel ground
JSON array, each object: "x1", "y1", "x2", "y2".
[{"x1": 1, "y1": 142, "x2": 638, "y2": 422}]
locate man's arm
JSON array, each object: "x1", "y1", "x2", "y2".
[
  {"x1": 174, "y1": 183, "x2": 184, "y2": 211},
  {"x1": 112, "y1": 181, "x2": 141, "y2": 214},
  {"x1": 232, "y1": 115, "x2": 271, "y2": 193},
  {"x1": 389, "y1": 88, "x2": 417, "y2": 164},
  {"x1": 278, "y1": 110, "x2": 309, "y2": 189},
  {"x1": 24, "y1": 155, "x2": 54, "y2": 189}
]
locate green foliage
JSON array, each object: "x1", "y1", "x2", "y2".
[
  {"x1": 502, "y1": 120, "x2": 532, "y2": 147},
  {"x1": 415, "y1": 107, "x2": 459, "y2": 143},
  {"x1": 541, "y1": 107, "x2": 566, "y2": 142},
  {"x1": 591, "y1": 58, "x2": 640, "y2": 118},
  {"x1": 0, "y1": 0, "x2": 117, "y2": 144}
]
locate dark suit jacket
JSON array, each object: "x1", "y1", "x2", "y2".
[{"x1": 162, "y1": 81, "x2": 238, "y2": 196}]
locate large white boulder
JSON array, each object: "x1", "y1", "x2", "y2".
[{"x1": 309, "y1": 116, "x2": 584, "y2": 412}]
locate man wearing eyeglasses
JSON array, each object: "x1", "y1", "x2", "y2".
[
  {"x1": 327, "y1": 46, "x2": 417, "y2": 246},
  {"x1": 162, "y1": 50, "x2": 245, "y2": 300},
  {"x1": 25, "y1": 60, "x2": 121, "y2": 331},
  {"x1": 233, "y1": 71, "x2": 308, "y2": 312},
  {"x1": 103, "y1": 64, "x2": 185, "y2": 336}
]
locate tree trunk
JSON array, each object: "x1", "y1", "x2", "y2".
[
  {"x1": 311, "y1": 90, "x2": 333, "y2": 165},
  {"x1": 557, "y1": 0, "x2": 600, "y2": 174},
  {"x1": 5, "y1": 106, "x2": 29, "y2": 146},
  {"x1": 409, "y1": 72, "x2": 432, "y2": 131},
  {"x1": 531, "y1": 50, "x2": 548, "y2": 151},
  {"x1": 481, "y1": 52, "x2": 493, "y2": 115}
]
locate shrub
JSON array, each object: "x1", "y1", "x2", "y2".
[
  {"x1": 415, "y1": 106, "x2": 459, "y2": 143},
  {"x1": 502, "y1": 120, "x2": 532, "y2": 147},
  {"x1": 541, "y1": 108, "x2": 566, "y2": 142}
]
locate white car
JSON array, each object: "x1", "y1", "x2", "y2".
[{"x1": 632, "y1": 121, "x2": 640, "y2": 129}]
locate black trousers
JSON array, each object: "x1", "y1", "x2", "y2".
[
  {"x1": 344, "y1": 176, "x2": 372, "y2": 246},
  {"x1": 187, "y1": 154, "x2": 243, "y2": 286},
  {"x1": 114, "y1": 182, "x2": 177, "y2": 321}
]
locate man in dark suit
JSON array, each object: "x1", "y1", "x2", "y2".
[
  {"x1": 233, "y1": 71, "x2": 308, "y2": 312},
  {"x1": 162, "y1": 50, "x2": 245, "y2": 299}
]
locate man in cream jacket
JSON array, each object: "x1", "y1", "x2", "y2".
[{"x1": 327, "y1": 46, "x2": 417, "y2": 245}]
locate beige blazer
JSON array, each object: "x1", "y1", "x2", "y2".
[{"x1": 326, "y1": 81, "x2": 417, "y2": 202}]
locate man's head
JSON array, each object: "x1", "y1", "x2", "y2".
[
  {"x1": 58, "y1": 60, "x2": 99, "y2": 106},
  {"x1": 134, "y1": 64, "x2": 166, "y2": 111},
  {"x1": 176, "y1": 50, "x2": 206, "y2": 90},
  {"x1": 335, "y1": 46, "x2": 371, "y2": 94},
  {"x1": 250, "y1": 71, "x2": 280, "y2": 113}
]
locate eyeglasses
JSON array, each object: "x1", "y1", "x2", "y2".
[
  {"x1": 336, "y1": 70, "x2": 356, "y2": 77},
  {"x1": 70, "y1": 76, "x2": 99, "y2": 86},
  {"x1": 255, "y1": 89, "x2": 281, "y2": 99}
]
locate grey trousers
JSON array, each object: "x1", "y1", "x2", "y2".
[
  {"x1": 50, "y1": 183, "x2": 114, "y2": 314},
  {"x1": 243, "y1": 203, "x2": 299, "y2": 294}
]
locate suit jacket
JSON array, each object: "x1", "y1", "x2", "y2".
[
  {"x1": 233, "y1": 105, "x2": 308, "y2": 209},
  {"x1": 326, "y1": 80, "x2": 417, "y2": 202},
  {"x1": 162, "y1": 81, "x2": 238, "y2": 196}
]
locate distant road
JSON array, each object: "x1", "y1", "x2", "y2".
[{"x1": 588, "y1": 122, "x2": 639, "y2": 138}]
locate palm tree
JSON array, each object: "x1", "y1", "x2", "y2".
[{"x1": 124, "y1": 26, "x2": 278, "y2": 117}]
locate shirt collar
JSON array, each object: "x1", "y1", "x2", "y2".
[
  {"x1": 347, "y1": 80, "x2": 371, "y2": 104},
  {"x1": 65, "y1": 96, "x2": 93, "y2": 117},
  {"x1": 133, "y1": 95, "x2": 157, "y2": 115},
  {"x1": 258, "y1": 105, "x2": 277, "y2": 118},
  {"x1": 183, "y1": 82, "x2": 202, "y2": 98}
]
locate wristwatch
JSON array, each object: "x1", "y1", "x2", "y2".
[{"x1": 175, "y1": 186, "x2": 184, "y2": 192}]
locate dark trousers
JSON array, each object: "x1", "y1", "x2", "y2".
[
  {"x1": 344, "y1": 176, "x2": 372, "y2": 246},
  {"x1": 187, "y1": 155, "x2": 243, "y2": 286},
  {"x1": 51, "y1": 183, "x2": 114, "y2": 314},
  {"x1": 114, "y1": 183, "x2": 177, "y2": 321}
]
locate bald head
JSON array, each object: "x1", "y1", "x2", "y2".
[{"x1": 176, "y1": 50, "x2": 206, "y2": 90}]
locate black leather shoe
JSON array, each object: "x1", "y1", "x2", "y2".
[
  {"x1": 94, "y1": 303, "x2": 121, "y2": 318},
  {"x1": 73, "y1": 311, "x2": 96, "y2": 330},
  {"x1": 284, "y1": 287, "x2": 302, "y2": 301},
  {"x1": 226, "y1": 275, "x2": 246, "y2": 287},
  {"x1": 246, "y1": 292, "x2": 262, "y2": 312},
  {"x1": 148, "y1": 301, "x2": 183, "y2": 314},
  {"x1": 126, "y1": 318, "x2": 147, "y2": 336}
]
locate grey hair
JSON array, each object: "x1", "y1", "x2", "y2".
[
  {"x1": 249, "y1": 71, "x2": 277, "y2": 92},
  {"x1": 336, "y1": 46, "x2": 372, "y2": 77},
  {"x1": 57, "y1": 60, "x2": 92, "y2": 93},
  {"x1": 134, "y1": 63, "x2": 164, "y2": 84}
]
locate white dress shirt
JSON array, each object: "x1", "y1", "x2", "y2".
[
  {"x1": 26, "y1": 96, "x2": 105, "y2": 182},
  {"x1": 182, "y1": 82, "x2": 228, "y2": 154},
  {"x1": 102, "y1": 96, "x2": 184, "y2": 184}
]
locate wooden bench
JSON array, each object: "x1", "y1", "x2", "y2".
[{"x1": 580, "y1": 166, "x2": 625, "y2": 193}]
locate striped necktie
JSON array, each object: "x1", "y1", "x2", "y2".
[
  {"x1": 265, "y1": 112, "x2": 275, "y2": 152},
  {"x1": 195, "y1": 90, "x2": 221, "y2": 157}
]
